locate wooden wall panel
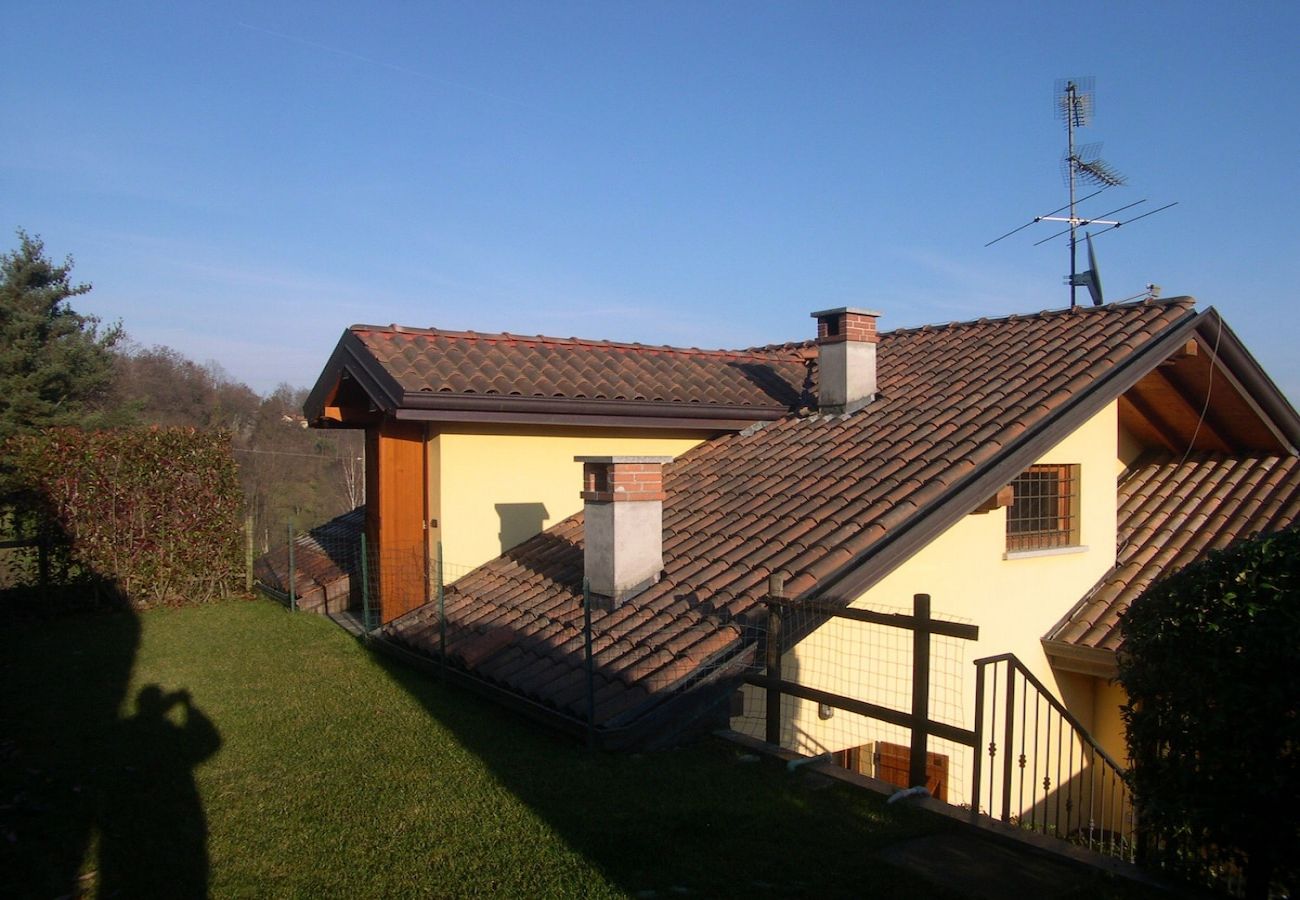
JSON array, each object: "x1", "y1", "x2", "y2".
[{"x1": 366, "y1": 420, "x2": 428, "y2": 622}]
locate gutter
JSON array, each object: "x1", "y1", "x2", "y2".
[
  {"x1": 394, "y1": 391, "x2": 789, "y2": 424},
  {"x1": 1040, "y1": 639, "x2": 1119, "y2": 679}
]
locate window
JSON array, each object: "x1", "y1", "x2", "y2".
[
  {"x1": 1006, "y1": 463, "x2": 1079, "y2": 552},
  {"x1": 832, "y1": 742, "x2": 950, "y2": 802}
]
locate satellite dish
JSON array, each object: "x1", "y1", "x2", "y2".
[
  {"x1": 1084, "y1": 231, "x2": 1103, "y2": 305},
  {"x1": 1069, "y1": 232, "x2": 1104, "y2": 306},
  {"x1": 985, "y1": 78, "x2": 1177, "y2": 308}
]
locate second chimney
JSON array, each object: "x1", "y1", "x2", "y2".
[
  {"x1": 576, "y1": 456, "x2": 670, "y2": 607},
  {"x1": 811, "y1": 307, "x2": 881, "y2": 414}
]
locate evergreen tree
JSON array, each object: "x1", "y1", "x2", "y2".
[{"x1": 0, "y1": 231, "x2": 123, "y2": 441}]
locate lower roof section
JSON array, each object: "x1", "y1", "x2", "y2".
[{"x1": 1045, "y1": 451, "x2": 1300, "y2": 673}]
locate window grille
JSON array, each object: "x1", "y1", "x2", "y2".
[{"x1": 1006, "y1": 464, "x2": 1079, "y2": 552}]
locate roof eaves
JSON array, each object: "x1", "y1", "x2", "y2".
[
  {"x1": 394, "y1": 391, "x2": 792, "y2": 423},
  {"x1": 1194, "y1": 308, "x2": 1300, "y2": 453},
  {"x1": 1042, "y1": 575, "x2": 1112, "y2": 647},
  {"x1": 1040, "y1": 639, "x2": 1118, "y2": 679},
  {"x1": 304, "y1": 329, "x2": 406, "y2": 422}
]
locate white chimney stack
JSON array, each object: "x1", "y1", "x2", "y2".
[
  {"x1": 575, "y1": 456, "x2": 670, "y2": 607},
  {"x1": 811, "y1": 307, "x2": 881, "y2": 414}
]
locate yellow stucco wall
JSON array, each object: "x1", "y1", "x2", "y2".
[
  {"x1": 1091, "y1": 676, "x2": 1130, "y2": 764},
  {"x1": 735, "y1": 401, "x2": 1123, "y2": 812},
  {"x1": 430, "y1": 425, "x2": 707, "y2": 575}
]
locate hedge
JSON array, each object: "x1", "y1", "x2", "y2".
[
  {"x1": 1118, "y1": 526, "x2": 1300, "y2": 899},
  {"x1": 3, "y1": 427, "x2": 244, "y2": 607}
]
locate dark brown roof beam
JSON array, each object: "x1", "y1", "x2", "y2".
[
  {"x1": 1151, "y1": 367, "x2": 1236, "y2": 453},
  {"x1": 1122, "y1": 389, "x2": 1193, "y2": 454}
]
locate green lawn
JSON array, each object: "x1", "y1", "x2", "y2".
[{"x1": 0, "y1": 599, "x2": 1147, "y2": 898}]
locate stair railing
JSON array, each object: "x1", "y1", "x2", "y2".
[{"x1": 972, "y1": 653, "x2": 1136, "y2": 860}]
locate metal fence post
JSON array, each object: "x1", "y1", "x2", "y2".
[
  {"x1": 909, "y1": 593, "x2": 932, "y2": 790},
  {"x1": 583, "y1": 577, "x2": 595, "y2": 749},
  {"x1": 359, "y1": 532, "x2": 371, "y2": 634},
  {"x1": 437, "y1": 541, "x2": 446, "y2": 681},
  {"x1": 1001, "y1": 660, "x2": 1016, "y2": 823},
  {"x1": 765, "y1": 573, "x2": 785, "y2": 747},
  {"x1": 287, "y1": 521, "x2": 296, "y2": 612},
  {"x1": 972, "y1": 659, "x2": 986, "y2": 814},
  {"x1": 244, "y1": 514, "x2": 254, "y2": 593}
]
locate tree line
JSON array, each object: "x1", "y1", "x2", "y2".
[{"x1": 0, "y1": 230, "x2": 360, "y2": 554}]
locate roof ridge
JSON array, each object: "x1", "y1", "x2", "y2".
[
  {"x1": 885, "y1": 296, "x2": 1197, "y2": 338},
  {"x1": 348, "y1": 323, "x2": 809, "y2": 363},
  {"x1": 350, "y1": 296, "x2": 1197, "y2": 356}
]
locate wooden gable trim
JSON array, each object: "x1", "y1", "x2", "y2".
[{"x1": 1194, "y1": 314, "x2": 1300, "y2": 454}]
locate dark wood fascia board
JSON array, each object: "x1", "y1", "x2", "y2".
[
  {"x1": 304, "y1": 330, "x2": 406, "y2": 423},
  {"x1": 303, "y1": 331, "x2": 354, "y2": 421},
  {"x1": 1041, "y1": 639, "x2": 1119, "y2": 679},
  {"x1": 1194, "y1": 309, "x2": 1300, "y2": 454},
  {"x1": 395, "y1": 390, "x2": 790, "y2": 423},
  {"x1": 337, "y1": 331, "x2": 407, "y2": 413},
  {"x1": 812, "y1": 306, "x2": 1206, "y2": 606},
  {"x1": 392, "y1": 406, "x2": 759, "y2": 431}
]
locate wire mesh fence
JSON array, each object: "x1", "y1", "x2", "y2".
[
  {"x1": 258, "y1": 525, "x2": 974, "y2": 789},
  {"x1": 732, "y1": 590, "x2": 978, "y2": 805},
  {"x1": 255, "y1": 517, "x2": 1140, "y2": 868}
]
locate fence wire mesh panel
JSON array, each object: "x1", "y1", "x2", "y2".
[
  {"x1": 371, "y1": 545, "x2": 768, "y2": 748},
  {"x1": 972, "y1": 654, "x2": 1136, "y2": 861},
  {"x1": 733, "y1": 592, "x2": 977, "y2": 804},
  {"x1": 0, "y1": 510, "x2": 45, "y2": 592}
]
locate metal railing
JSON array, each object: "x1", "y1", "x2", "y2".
[{"x1": 972, "y1": 653, "x2": 1135, "y2": 860}]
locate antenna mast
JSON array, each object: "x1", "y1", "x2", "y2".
[
  {"x1": 1053, "y1": 78, "x2": 1124, "y2": 307},
  {"x1": 985, "y1": 78, "x2": 1177, "y2": 308}
]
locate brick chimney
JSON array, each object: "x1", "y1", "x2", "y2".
[
  {"x1": 811, "y1": 307, "x2": 881, "y2": 414},
  {"x1": 575, "y1": 456, "x2": 670, "y2": 607}
]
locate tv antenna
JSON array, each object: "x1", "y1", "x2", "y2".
[{"x1": 986, "y1": 78, "x2": 1178, "y2": 308}]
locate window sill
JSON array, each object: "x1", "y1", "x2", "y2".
[{"x1": 1003, "y1": 544, "x2": 1089, "y2": 561}]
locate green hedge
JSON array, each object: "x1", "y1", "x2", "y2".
[
  {"x1": 4, "y1": 427, "x2": 243, "y2": 606},
  {"x1": 1119, "y1": 527, "x2": 1300, "y2": 899}
]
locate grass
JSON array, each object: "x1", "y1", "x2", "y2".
[{"x1": 1, "y1": 598, "x2": 1154, "y2": 898}]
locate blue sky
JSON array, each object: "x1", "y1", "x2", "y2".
[{"x1": 4, "y1": 2, "x2": 1298, "y2": 399}]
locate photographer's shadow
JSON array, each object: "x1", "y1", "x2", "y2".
[{"x1": 98, "y1": 685, "x2": 222, "y2": 898}]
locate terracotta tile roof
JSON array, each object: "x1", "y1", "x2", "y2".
[
  {"x1": 1045, "y1": 452, "x2": 1300, "y2": 656},
  {"x1": 382, "y1": 298, "x2": 1200, "y2": 731},
  {"x1": 254, "y1": 508, "x2": 364, "y2": 614},
  {"x1": 350, "y1": 325, "x2": 814, "y2": 413}
]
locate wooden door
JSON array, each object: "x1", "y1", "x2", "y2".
[{"x1": 365, "y1": 419, "x2": 428, "y2": 623}]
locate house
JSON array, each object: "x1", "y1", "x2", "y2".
[
  {"x1": 303, "y1": 325, "x2": 809, "y2": 619},
  {"x1": 301, "y1": 298, "x2": 1300, "y2": 813}
]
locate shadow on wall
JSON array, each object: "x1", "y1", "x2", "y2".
[
  {"x1": 0, "y1": 584, "x2": 221, "y2": 898},
  {"x1": 496, "y1": 502, "x2": 550, "y2": 555}
]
